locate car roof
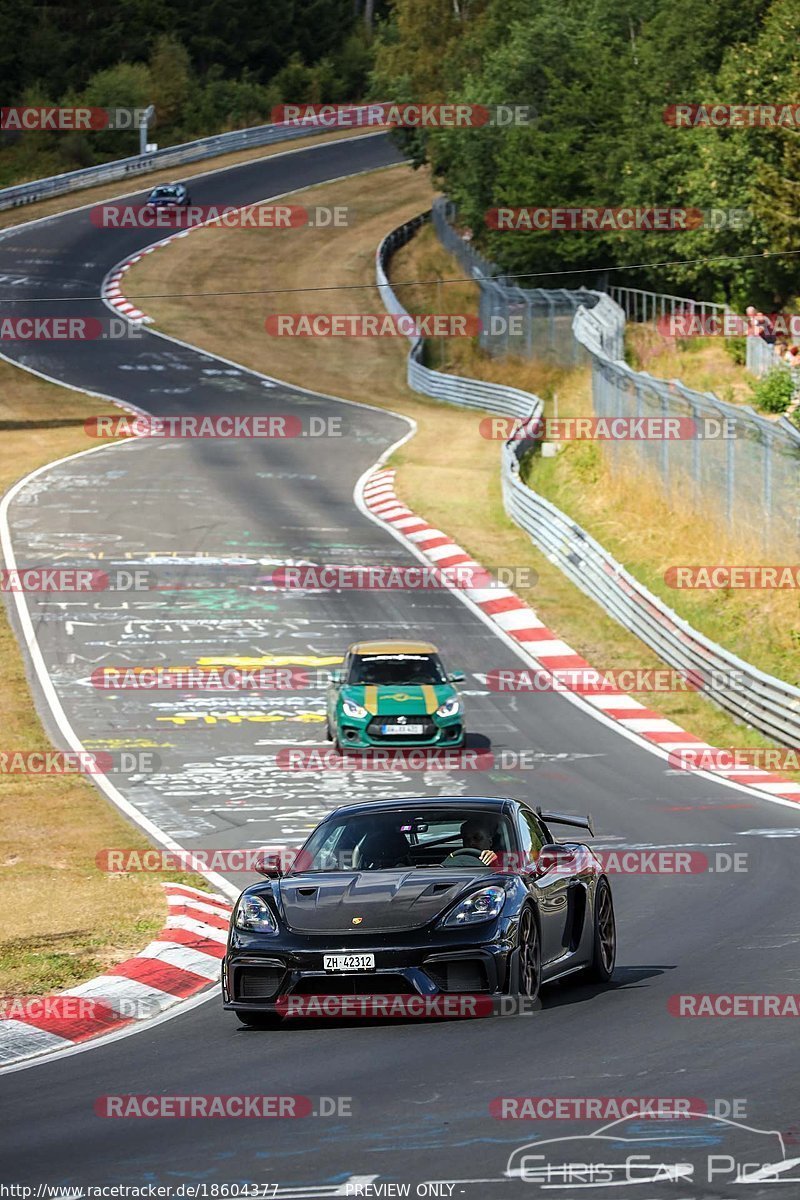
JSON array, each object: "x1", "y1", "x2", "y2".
[
  {"x1": 324, "y1": 795, "x2": 519, "y2": 820},
  {"x1": 348, "y1": 640, "x2": 439, "y2": 655}
]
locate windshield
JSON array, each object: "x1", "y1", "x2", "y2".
[
  {"x1": 151, "y1": 186, "x2": 179, "y2": 197},
  {"x1": 291, "y1": 808, "x2": 515, "y2": 872},
  {"x1": 348, "y1": 653, "x2": 446, "y2": 686}
]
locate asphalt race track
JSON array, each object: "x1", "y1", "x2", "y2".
[{"x1": 1, "y1": 132, "x2": 799, "y2": 1198}]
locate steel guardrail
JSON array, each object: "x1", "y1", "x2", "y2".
[
  {"x1": 0, "y1": 110, "x2": 377, "y2": 212},
  {"x1": 377, "y1": 211, "x2": 800, "y2": 746},
  {"x1": 377, "y1": 216, "x2": 543, "y2": 421}
]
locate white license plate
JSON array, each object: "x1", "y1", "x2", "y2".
[
  {"x1": 324, "y1": 954, "x2": 375, "y2": 972},
  {"x1": 381, "y1": 723, "x2": 425, "y2": 735}
]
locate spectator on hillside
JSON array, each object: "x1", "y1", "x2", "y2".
[
  {"x1": 784, "y1": 345, "x2": 800, "y2": 368},
  {"x1": 745, "y1": 305, "x2": 775, "y2": 342},
  {"x1": 745, "y1": 305, "x2": 760, "y2": 336}
]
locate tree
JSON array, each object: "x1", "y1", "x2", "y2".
[{"x1": 148, "y1": 36, "x2": 192, "y2": 131}]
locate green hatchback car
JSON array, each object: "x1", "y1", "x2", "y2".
[{"x1": 326, "y1": 641, "x2": 465, "y2": 752}]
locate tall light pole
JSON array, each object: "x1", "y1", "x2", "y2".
[{"x1": 139, "y1": 105, "x2": 155, "y2": 156}]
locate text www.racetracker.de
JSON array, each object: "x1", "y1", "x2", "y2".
[{"x1": 1, "y1": 1189, "x2": 282, "y2": 1198}]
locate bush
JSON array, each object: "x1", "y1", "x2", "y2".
[
  {"x1": 749, "y1": 367, "x2": 796, "y2": 414},
  {"x1": 724, "y1": 336, "x2": 747, "y2": 366}
]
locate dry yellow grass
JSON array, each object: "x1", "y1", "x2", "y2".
[
  {"x1": 126, "y1": 164, "x2": 795, "y2": 768},
  {"x1": 0, "y1": 364, "x2": 208, "y2": 998},
  {"x1": 626, "y1": 323, "x2": 754, "y2": 407}
]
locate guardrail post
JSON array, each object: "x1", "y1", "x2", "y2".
[
  {"x1": 726, "y1": 425, "x2": 735, "y2": 528},
  {"x1": 660, "y1": 386, "x2": 670, "y2": 485},
  {"x1": 763, "y1": 427, "x2": 773, "y2": 548}
]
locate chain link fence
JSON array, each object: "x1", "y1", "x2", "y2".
[
  {"x1": 377, "y1": 211, "x2": 800, "y2": 747},
  {"x1": 433, "y1": 200, "x2": 800, "y2": 551},
  {"x1": 431, "y1": 199, "x2": 624, "y2": 364},
  {"x1": 377, "y1": 215, "x2": 542, "y2": 421}
]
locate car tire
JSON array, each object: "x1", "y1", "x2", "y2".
[
  {"x1": 234, "y1": 1010, "x2": 282, "y2": 1029},
  {"x1": 510, "y1": 906, "x2": 541, "y2": 1002},
  {"x1": 577, "y1": 877, "x2": 616, "y2": 984},
  {"x1": 325, "y1": 718, "x2": 333, "y2": 742}
]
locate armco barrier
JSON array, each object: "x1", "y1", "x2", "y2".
[
  {"x1": 0, "y1": 110, "x2": 377, "y2": 212},
  {"x1": 377, "y1": 215, "x2": 542, "y2": 421},
  {"x1": 377, "y1": 212, "x2": 800, "y2": 747},
  {"x1": 434, "y1": 198, "x2": 800, "y2": 552},
  {"x1": 430, "y1": 198, "x2": 625, "y2": 364}
]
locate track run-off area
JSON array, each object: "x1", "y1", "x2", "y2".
[{"x1": 0, "y1": 132, "x2": 799, "y2": 1198}]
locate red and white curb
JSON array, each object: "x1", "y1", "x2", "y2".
[
  {"x1": 103, "y1": 234, "x2": 193, "y2": 324},
  {"x1": 361, "y1": 468, "x2": 800, "y2": 806},
  {"x1": 0, "y1": 883, "x2": 231, "y2": 1067}
]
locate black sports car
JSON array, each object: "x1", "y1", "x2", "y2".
[
  {"x1": 145, "y1": 182, "x2": 191, "y2": 207},
  {"x1": 222, "y1": 796, "x2": 616, "y2": 1026}
]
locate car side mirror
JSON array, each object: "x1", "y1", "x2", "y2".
[
  {"x1": 253, "y1": 852, "x2": 284, "y2": 879},
  {"x1": 533, "y1": 844, "x2": 576, "y2": 878},
  {"x1": 448, "y1": 671, "x2": 465, "y2": 683}
]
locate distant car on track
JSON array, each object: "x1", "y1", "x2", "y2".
[
  {"x1": 326, "y1": 640, "x2": 465, "y2": 752},
  {"x1": 145, "y1": 182, "x2": 191, "y2": 207},
  {"x1": 222, "y1": 795, "x2": 616, "y2": 1027}
]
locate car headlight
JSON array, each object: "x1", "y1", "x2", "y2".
[
  {"x1": 440, "y1": 885, "x2": 506, "y2": 927},
  {"x1": 436, "y1": 697, "x2": 461, "y2": 718},
  {"x1": 342, "y1": 698, "x2": 368, "y2": 719},
  {"x1": 234, "y1": 893, "x2": 278, "y2": 934}
]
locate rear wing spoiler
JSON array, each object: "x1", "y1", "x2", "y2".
[{"x1": 536, "y1": 807, "x2": 595, "y2": 837}]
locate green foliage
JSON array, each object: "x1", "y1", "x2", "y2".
[
  {"x1": 724, "y1": 337, "x2": 747, "y2": 366},
  {"x1": 374, "y1": 0, "x2": 798, "y2": 305},
  {"x1": 749, "y1": 367, "x2": 796, "y2": 413},
  {"x1": 0, "y1": 1, "x2": 386, "y2": 184}
]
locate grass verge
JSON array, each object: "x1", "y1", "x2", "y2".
[
  {"x1": 0, "y1": 365, "x2": 208, "y2": 999},
  {"x1": 125, "y1": 164, "x2": 797, "y2": 774}
]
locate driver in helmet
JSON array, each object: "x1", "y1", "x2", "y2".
[{"x1": 441, "y1": 817, "x2": 499, "y2": 868}]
